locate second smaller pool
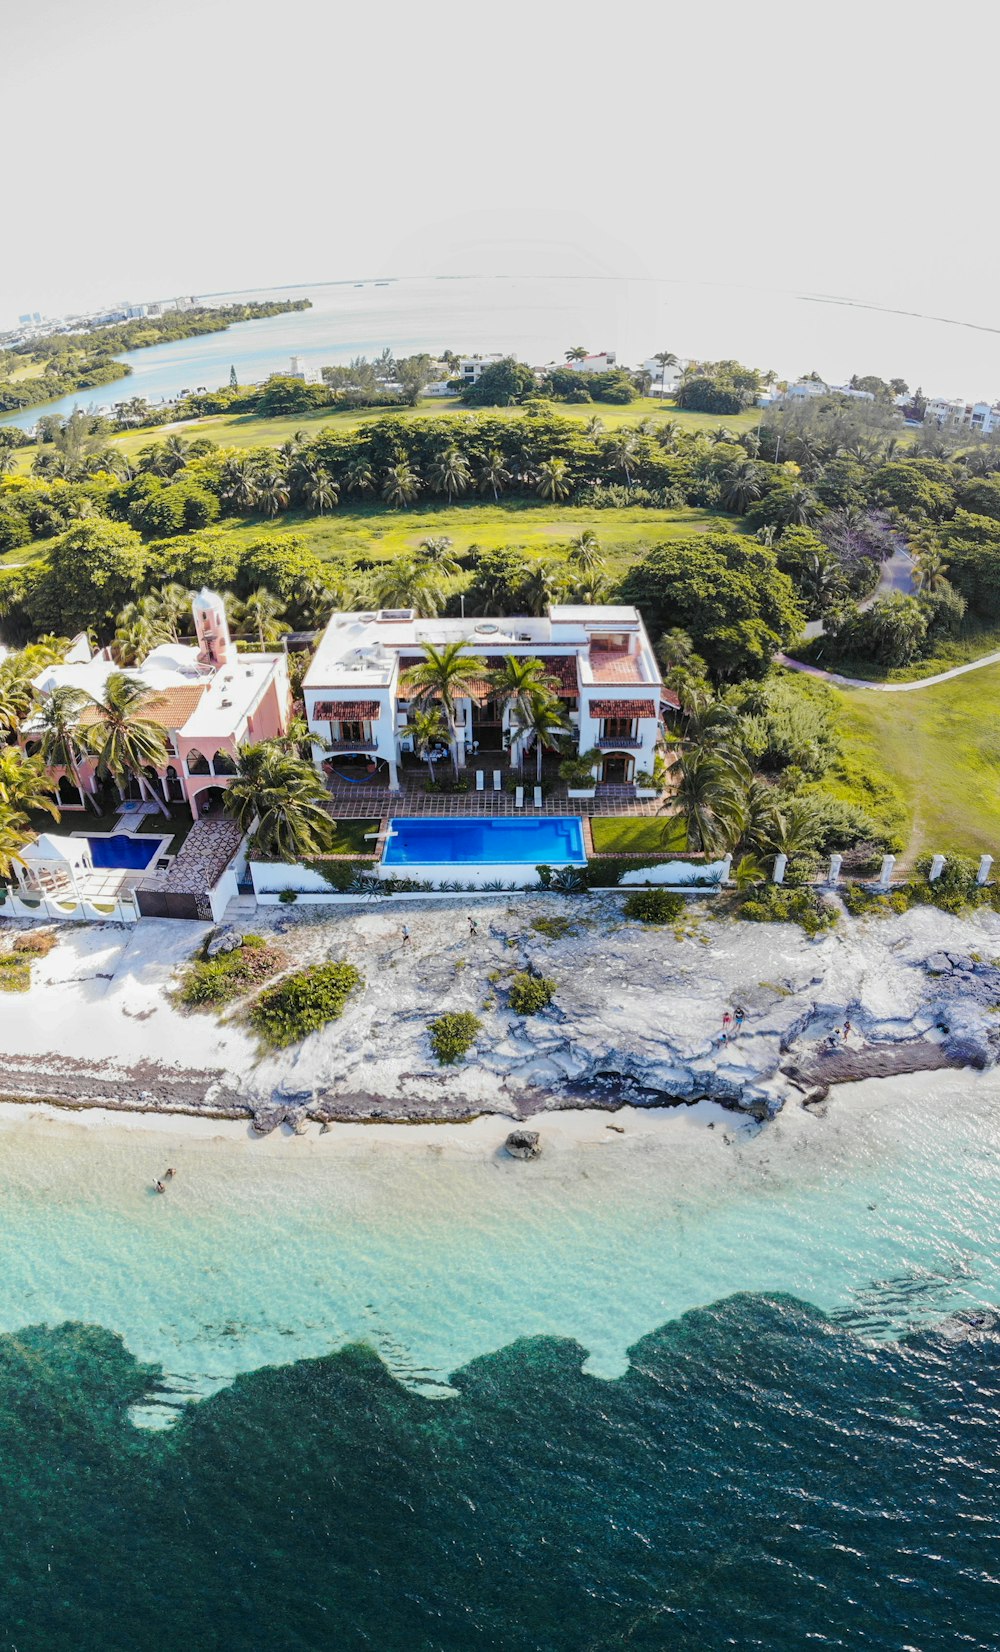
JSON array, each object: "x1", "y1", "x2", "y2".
[
  {"x1": 382, "y1": 817, "x2": 585, "y2": 866},
  {"x1": 84, "y1": 834, "x2": 170, "y2": 871}
]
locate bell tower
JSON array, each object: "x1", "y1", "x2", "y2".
[{"x1": 192, "y1": 588, "x2": 231, "y2": 670}]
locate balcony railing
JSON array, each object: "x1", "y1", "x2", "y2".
[
  {"x1": 327, "y1": 737, "x2": 378, "y2": 752},
  {"x1": 596, "y1": 736, "x2": 642, "y2": 749}
]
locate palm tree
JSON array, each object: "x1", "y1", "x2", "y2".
[
  {"x1": 372, "y1": 559, "x2": 443, "y2": 616},
  {"x1": 401, "y1": 641, "x2": 486, "y2": 778},
  {"x1": 719, "y1": 462, "x2": 765, "y2": 513},
  {"x1": 568, "y1": 530, "x2": 603, "y2": 574},
  {"x1": 0, "y1": 746, "x2": 60, "y2": 822},
  {"x1": 536, "y1": 457, "x2": 571, "y2": 502},
  {"x1": 146, "y1": 583, "x2": 193, "y2": 644},
  {"x1": 83, "y1": 671, "x2": 169, "y2": 814},
  {"x1": 604, "y1": 431, "x2": 639, "y2": 486},
  {"x1": 569, "y1": 570, "x2": 611, "y2": 604},
  {"x1": 914, "y1": 546, "x2": 950, "y2": 595},
  {"x1": 487, "y1": 655, "x2": 559, "y2": 769},
  {"x1": 0, "y1": 665, "x2": 35, "y2": 737},
  {"x1": 115, "y1": 594, "x2": 171, "y2": 664},
  {"x1": 519, "y1": 560, "x2": 565, "y2": 616},
  {"x1": 510, "y1": 689, "x2": 570, "y2": 783},
  {"x1": 400, "y1": 706, "x2": 450, "y2": 782},
  {"x1": 585, "y1": 415, "x2": 605, "y2": 438},
  {"x1": 343, "y1": 457, "x2": 375, "y2": 496},
  {"x1": 161, "y1": 434, "x2": 189, "y2": 475},
  {"x1": 0, "y1": 448, "x2": 15, "y2": 478},
  {"x1": 565, "y1": 346, "x2": 588, "y2": 363},
  {"x1": 255, "y1": 468, "x2": 291, "y2": 517},
  {"x1": 653, "y1": 350, "x2": 679, "y2": 397},
  {"x1": 0, "y1": 805, "x2": 33, "y2": 881},
  {"x1": 766, "y1": 797, "x2": 822, "y2": 863},
  {"x1": 219, "y1": 456, "x2": 259, "y2": 513},
  {"x1": 224, "y1": 742, "x2": 336, "y2": 860},
  {"x1": 35, "y1": 684, "x2": 96, "y2": 811},
  {"x1": 655, "y1": 420, "x2": 681, "y2": 451},
  {"x1": 416, "y1": 536, "x2": 460, "y2": 575},
  {"x1": 382, "y1": 462, "x2": 421, "y2": 507},
  {"x1": 799, "y1": 549, "x2": 843, "y2": 614},
  {"x1": 477, "y1": 450, "x2": 511, "y2": 500},
  {"x1": 234, "y1": 587, "x2": 290, "y2": 648},
  {"x1": 298, "y1": 465, "x2": 339, "y2": 514},
  {"x1": 428, "y1": 445, "x2": 472, "y2": 502},
  {"x1": 666, "y1": 747, "x2": 747, "y2": 854}
]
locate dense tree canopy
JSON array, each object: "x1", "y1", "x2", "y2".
[{"x1": 616, "y1": 534, "x2": 803, "y2": 679}]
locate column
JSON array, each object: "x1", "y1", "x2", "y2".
[
  {"x1": 977, "y1": 854, "x2": 993, "y2": 885},
  {"x1": 878, "y1": 854, "x2": 895, "y2": 888},
  {"x1": 772, "y1": 852, "x2": 787, "y2": 884},
  {"x1": 828, "y1": 853, "x2": 842, "y2": 886},
  {"x1": 928, "y1": 854, "x2": 946, "y2": 883}
]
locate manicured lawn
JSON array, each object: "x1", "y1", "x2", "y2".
[
  {"x1": 590, "y1": 816, "x2": 686, "y2": 854},
  {"x1": 328, "y1": 818, "x2": 381, "y2": 854},
  {"x1": 191, "y1": 500, "x2": 737, "y2": 576},
  {"x1": 825, "y1": 664, "x2": 1000, "y2": 864}
]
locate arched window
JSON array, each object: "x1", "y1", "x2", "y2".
[
  {"x1": 186, "y1": 747, "x2": 211, "y2": 775},
  {"x1": 213, "y1": 749, "x2": 238, "y2": 777}
]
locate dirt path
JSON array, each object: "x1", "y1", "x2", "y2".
[{"x1": 777, "y1": 649, "x2": 1000, "y2": 693}]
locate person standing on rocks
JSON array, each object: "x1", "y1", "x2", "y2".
[{"x1": 401, "y1": 925, "x2": 411, "y2": 947}]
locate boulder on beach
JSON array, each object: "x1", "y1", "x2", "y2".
[{"x1": 505, "y1": 1129, "x2": 541, "y2": 1160}]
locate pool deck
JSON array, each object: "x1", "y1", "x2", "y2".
[{"x1": 325, "y1": 777, "x2": 668, "y2": 820}]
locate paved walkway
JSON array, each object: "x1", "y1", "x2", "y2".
[{"x1": 777, "y1": 649, "x2": 1000, "y2": 693}]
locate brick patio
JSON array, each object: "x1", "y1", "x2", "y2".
[{"x1": 324, "y1": 773, "x2": 670, "y2": 819}]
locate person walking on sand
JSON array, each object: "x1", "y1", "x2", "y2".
[
  {"x1": 402, "y1": 924, "x2": 410, "y2": 946},
  {"x1": 469, "y1": 917, "x2": 479, "y2": 937}
]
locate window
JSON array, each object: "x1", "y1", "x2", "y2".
[
  {"x1": 603, "y1": 717, "x2": 635, "y2": 740},
  {"x1": 339, "y1": 720, "x2": 365, "y2": 744}
]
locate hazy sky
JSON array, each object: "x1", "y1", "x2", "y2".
[{"x1": 2, "y1": 0, "x2": 997, "y2": 330}]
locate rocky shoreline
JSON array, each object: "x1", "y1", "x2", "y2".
[{"x1": 2, "y1": 896, "x2": 1000, "y2": 1131}]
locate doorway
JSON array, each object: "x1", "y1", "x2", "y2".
[{"x1": 600, "y1": 754, "x2": 633, "y2": 784}]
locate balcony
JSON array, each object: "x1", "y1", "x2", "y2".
[
  {"x1": 327, "y1": 737, "x2": 378, "y2": 752},
  {"x1": 596, "y1": 736, "x2": 642, "y2": 749}
]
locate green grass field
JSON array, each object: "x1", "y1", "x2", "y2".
[
  {"x1": 590, "y1": 818, "x2": 687, "y2": 854},
  {"x1": 106, "y1": 500, "x2": 734, "y2": 578},
  {"x1": 824, "y1": 666, "x2": 1000, "y2": 864},
  {"x1": 5, "y1": 396, "x2": 762, "y2": 474}
]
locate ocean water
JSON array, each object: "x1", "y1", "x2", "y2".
[
  {"x1": 6, "y1": 272, "x2": 1000, "y2": 431},
  {"x1": 0, "y1": 1075, "x2": 997, "y2": 1646}
]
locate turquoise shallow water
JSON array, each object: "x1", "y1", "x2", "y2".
[{"x1": 0, "y1": 1074, "x2": 998, "y2": 1646}]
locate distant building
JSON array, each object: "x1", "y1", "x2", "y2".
[
  {"x1": 457, "y1": 354, "x2": 505, "y2": 385},
  {"x1": 571, "y1": 351, "x2": 617, "y2": 374},
  {"x1": 924, "y1": 396, "x2": 1000, "y2": 436},
  {"x1": 287, "y1": 354, "x2": 321, "y2": 385}
]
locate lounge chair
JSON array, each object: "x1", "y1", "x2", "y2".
[
  {"x1": 493, "y1": 770, "x2": 502, "y2": 791},
  {"x1": 515, "y1": 786, "x2": 524, "y2": 808},
  {"x1": 533, "y1": 786, "x2": 543, "y2": 807},
  {"x1": 476, "y1": 770, "x2": 485, "y2": 791}
]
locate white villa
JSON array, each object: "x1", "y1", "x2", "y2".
[{"x1": 303, "y1": 604, "x2": 666, "y2": 789}]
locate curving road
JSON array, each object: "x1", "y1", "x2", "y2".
[{"x1": 777, "y1": 648, "x2": 1000, "y2": 693}]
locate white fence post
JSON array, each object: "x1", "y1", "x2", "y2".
[
  {"x1": 878, "y1": 854, "x2": 895, "y2": 888},
  {"x1": 772, "y1": 852, "x2": 787, "y2": 885},
  {"x1": 977, "y1": 854, "x2": 993, "y2": 886},
  {"x1": 929, "y1": 854, "x2": 946, "y2": 883},
  {"x1": 828, "y1": 853, "x2": 842, "y2": 886},
  {"x1": 720, "y1": 853, "x2": 733, "y2": 883}
]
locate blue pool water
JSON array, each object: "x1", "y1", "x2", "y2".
[
  {"x1": 382, "y1": 816, "x2": 585, "y2": 866},
  {"x1": 85, "y1": 835, "x2": 164, "y2": 871}
]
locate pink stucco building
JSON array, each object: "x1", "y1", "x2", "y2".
[{"x1": 25, "y1": 589, "x2": 291, "y2": 818}]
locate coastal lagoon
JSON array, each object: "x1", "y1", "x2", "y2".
[
  {"x1": 7, "y1": 272, "x2": 1000, "y2": 431},
  {"x1": 0, "y1": 1074, "x2": 997, "y2": 1646}
]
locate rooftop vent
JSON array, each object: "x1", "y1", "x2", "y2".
[
  {"x1": 475, "y1": 622, "x2": 499, "y2": 635},
  {"x1": 358, "y1": 612, "x2": 377, "y2": 622},
  {"x1": 378, "y1": 608, "x2": 415, "y2": 622},
  {"x1": 220, "y1": 697, "x2": 232, "y2": 707}
]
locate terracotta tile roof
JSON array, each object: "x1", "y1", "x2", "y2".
[
  {"x1": 661, "y1": 688, "x2": 681, "y2": 712},
  {"x1": 78, "y1": 685, "x2": 207, "y2": 731},
  {"x1": 589, "y1": 652, "x2": 645, "y2": 683},
  {"x1": 313, "y1": 700, "x2": 381, "y2": 719},
  {"x1": 589, "y1": 698, "x2": 658, "y2": 718}
]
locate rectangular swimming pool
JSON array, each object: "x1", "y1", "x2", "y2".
[
  {"x1": 84, "y1": 835, "x2": 169, "y2": 871},
  {"x1": 382, "y1": 817, "x2": 586, "y2": 866}
]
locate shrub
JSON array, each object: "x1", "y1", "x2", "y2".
[
  {"x1": 249, "y1": 961, "x2": 363, "y2": 1048},
  {"x1": 12, "y1": 929, "x2": 57, "y2": 956},
  {"x1": 910, "y1": 854, "x2": 987, "y2": 915},
  {"x1": 841, "y1": 883, "x2": 913, "y2": 919},
  {"x1": 509, "y1": 972, "x2": 556, "y2": 1014},
  {"x1": 278, "y1": 888, "x2": 298, "y2": 904},
  {"x1": 177, "y1": 937, "x2": 285, "y2": 1009},
  {"x1": 428, "y1": 1010, "x2": 482, "y2": 1065},
  {"x1": 0, "y1": 954, "x2": 31, "y2": 991},
  {"x1": 622, "y1": 889, "x2": 685, "y2": 923},
  {"x1": 736, "y1": 884, "x2": 837, "y2": 936},
  {"x1": 531, "y1": 914, "x2": 575, "y2": 940}
]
